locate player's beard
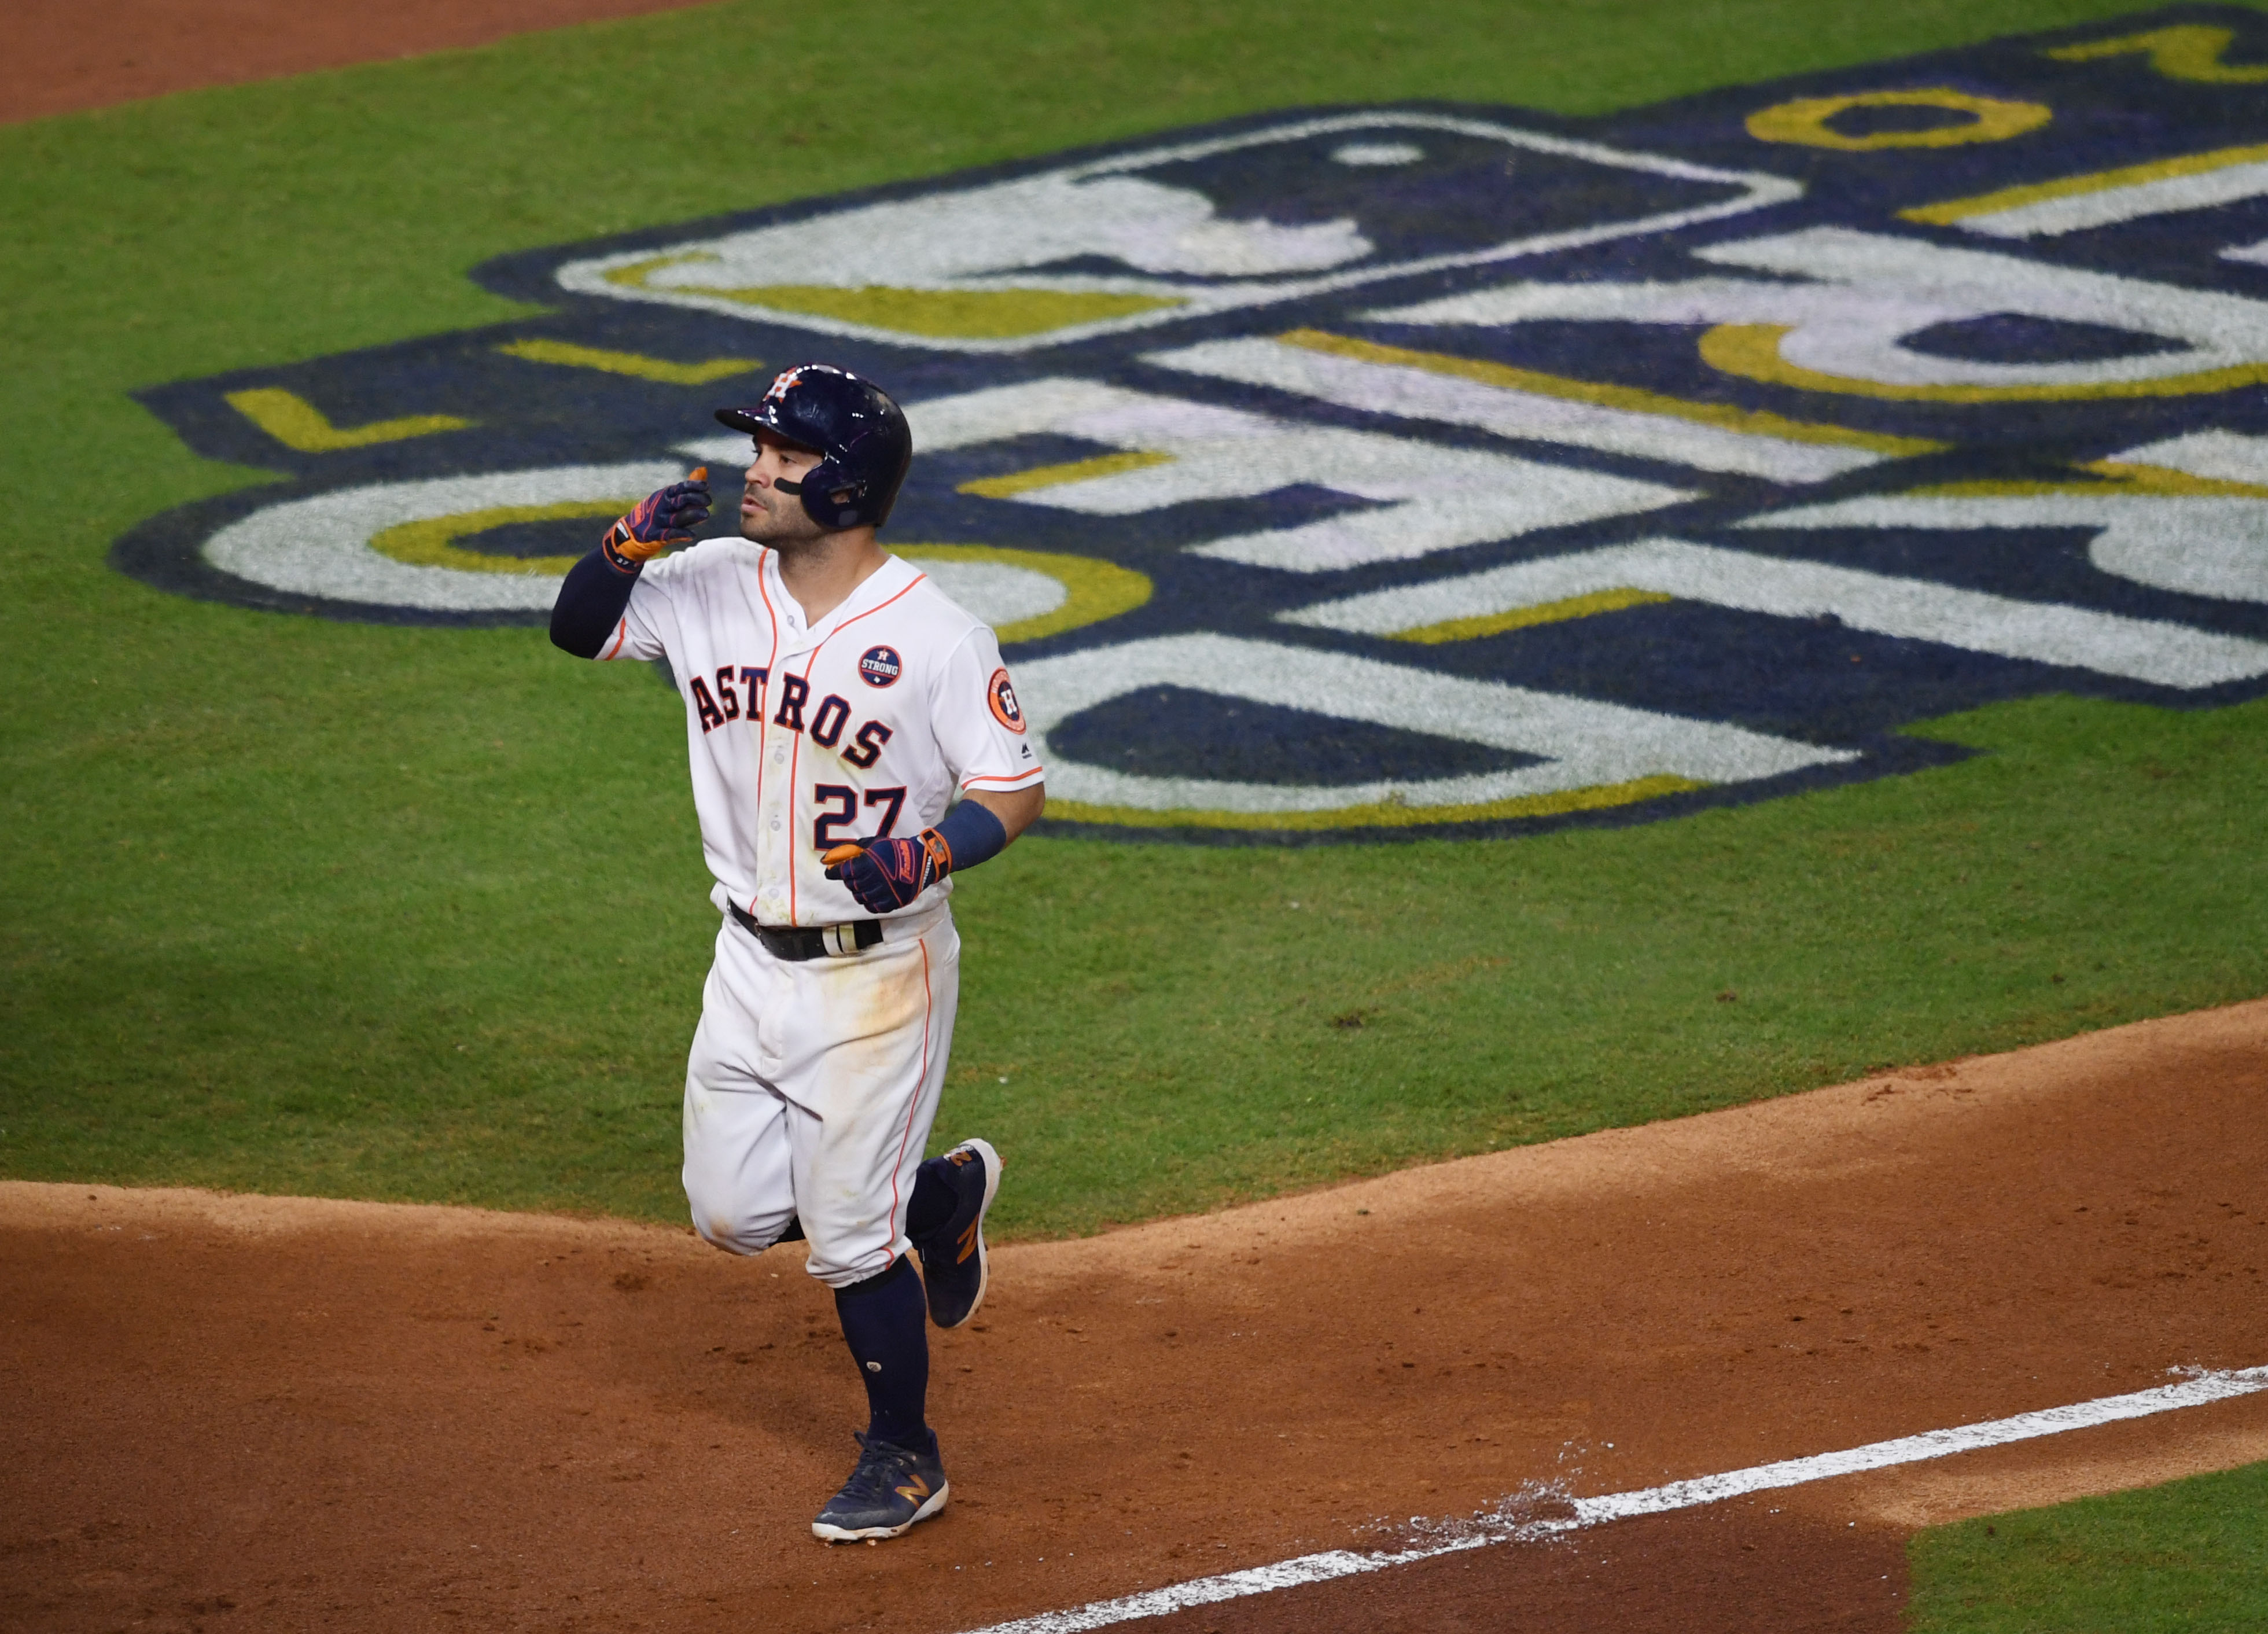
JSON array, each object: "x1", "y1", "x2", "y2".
[{"x1": 739, "y1": 481, "x2": 828, "y2": 550}]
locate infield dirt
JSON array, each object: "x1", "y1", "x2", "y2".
[
  {"x1": 7, "y1": 1000, "x2": 2268, "y2": 1632},
  {"x1": 2, "y1": 0, "x2": 716, "y2": 124}
]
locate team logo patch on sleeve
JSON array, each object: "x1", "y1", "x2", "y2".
[
  {"x1": 859, "y1": 645, "x2": 903, "y2": 687},
  {"x1": 987, "y1": 668, "x2": 1027, "y2": 734}
]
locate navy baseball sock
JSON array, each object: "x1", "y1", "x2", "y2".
[
  {"x1": 904, "y1": 1157, "x2": 957, "y2": 1240},
  {"x1": 834, "y1": 1256, "x2": 932, "y2": 1451}
]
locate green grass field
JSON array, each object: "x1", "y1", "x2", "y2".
[
  {"x1": 1909, "y1": 1460, "x2": 2268, "y2": 1632},
  {"x1": 5, "y1": 0, "x2": 2267, "y2": 1237}
]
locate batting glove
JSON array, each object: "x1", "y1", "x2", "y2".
[
  {"x1": 600, "y1": 468, "x2": 710, "y2": 573},
  {"x1": 823, "y1": 832, "x2": 954, "y2": 914}
]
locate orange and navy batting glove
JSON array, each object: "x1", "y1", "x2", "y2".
[
  {"x1": 822, "y1": 802, "x2": 1013, "y2": 915},
  {"x1": 600, "y1": 468, "x2": 710, "y2": 573},
  {"x1": 824, "y1": 832, "x2": 953, "y2": 915}
]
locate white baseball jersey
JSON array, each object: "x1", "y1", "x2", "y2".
[{"x1": 598, "y1": 541, "x2": 1043, "y2": 926}]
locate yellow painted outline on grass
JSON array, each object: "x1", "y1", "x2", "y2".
[
  {"x1": 958, "y1": 450, "x2": 1177, "y2": 499},
  {"x1": 1390, "y1": 587, "x2": 1676, "y2": 645},
  {"x1": 598, "y1": 256, "x2": 1181, "y2": 340},
  {"x1": 1698, "y1": 323, "x2": 2268, "y2": 402},
  {"x1": 495, "y1": 340, "x2": 763, "y2": 385},
  {"x1": 1899, "y1": 142, "x2": 2268, "y2": 228},
  {"x1": 1279, "y1": 330, "x2": 1941, "y2": 456},
  {"x1": 1745, "y1": 89, "x2": 2050, "y2": 151},
  {"x1": 226, "y1": 388, "x2": 470, "y2": 452},
  {"x1": 1912, "y1": 463, "x2": 2268, "y2": 499},
  {"x1": 2047, "y1": 24, "x2": 2268, "y2": 84},
  {"x1": 2083, "y1": 461, "x2": 2268, "y2": 499},
  {"x1": 720, "y1": 286, "x2": 1183, "y2": 340},
  {"x1": 893, "y1": 544, "x2": 1151, "y2": 645},
  {"x1": 1044, "y1": 774, "x2": 1703, "y2": 832},
  {"x1": 369, "y1": 500, "x2": 628, "y2": 575},
  {"x1": 603, "y1": 253, "x2": 712, "y2": 288}
]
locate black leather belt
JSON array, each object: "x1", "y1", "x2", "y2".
[{"x1": 728, "y1": 900, "x2": 885, "y2": 960}]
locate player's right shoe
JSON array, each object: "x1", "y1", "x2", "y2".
[
  {"x1": 811, "y1": 1431, "x2": 949, "y2": 1543},
  {"x1": 914, "y1": 1138, "x2": 1001, "y2": 1330}
]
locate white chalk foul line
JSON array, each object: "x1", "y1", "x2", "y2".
[{"x1": 959, "y1": 1365, "x2": 2268, "y2": 1634}]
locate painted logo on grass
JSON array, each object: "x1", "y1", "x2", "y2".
[{"x1": 117, "y1": 6, "x2": 2268, "y2": 842}]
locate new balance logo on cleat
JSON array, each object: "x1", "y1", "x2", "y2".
[
  {"x1": 916, "y1": 1138, "x2": 1001, "y2": 1329},
  {"x1": 812, "y1": 1433, "x2": 949, "y2": 1543}
]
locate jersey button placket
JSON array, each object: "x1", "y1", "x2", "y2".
[{"x1": 757, "y1": 713, "x2": 789, "y2": 922}]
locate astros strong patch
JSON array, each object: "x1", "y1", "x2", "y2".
[{"x1": 118, "y1": 6, "x2": 2268, "y2": 842}]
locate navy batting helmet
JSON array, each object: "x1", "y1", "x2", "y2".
[{"x1": 715, "y1": 364, "x2": 913, "y2": 531}]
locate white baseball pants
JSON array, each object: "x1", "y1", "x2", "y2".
[{"x1": 680, "y1": 908, "x2": 960, "y2": 1289}]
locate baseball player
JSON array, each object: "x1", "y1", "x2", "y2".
[{"x1": 548, "y1": 363, "x2": 1045, "y2": 1542}]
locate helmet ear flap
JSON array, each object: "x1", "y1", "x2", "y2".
[{"x1": 792, "y1": 457, "x2": 871, "y2": 529}]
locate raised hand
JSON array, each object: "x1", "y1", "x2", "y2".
[{"x1": 601, "y1": 467, "x2": 711, "y2": 572}]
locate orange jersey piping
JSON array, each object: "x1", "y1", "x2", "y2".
[{"x1": 749, "y1": 552, "x2": 783, "y2": 923}]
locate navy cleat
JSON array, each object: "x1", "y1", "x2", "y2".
[
  {"x1": 811, "y1": 1431, "x2": 949, "y2": 1543},
  {"x1": 914, "y1": 1138, "x2": 1001, "y2": 1329}
]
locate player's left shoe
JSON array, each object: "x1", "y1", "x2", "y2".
[
  {"x1": 811, "y1": 1431, "x2": 949, "y2": 1543},
  {"x1": 914, "y1": 1138, "x2": 1001, "y2": 1330}
]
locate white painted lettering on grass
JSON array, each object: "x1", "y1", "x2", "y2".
[
  {"x1": 1147, "y1": 334, "x2": 1890, "y2": 484},
  {"x1": 1372, "y1": 229, "x2": 2268, "y2": 396},
  {"x1": 1287, "y1": 536, "x2": 2268, "y2": 687},
  {"x1": 896, "y1": 377, "x2": 1691, "y2": 572},
  {"x1": 958, "y1": 1365, "x2": 2268, "y2": 1634},
  {"x1": 1749, "y1": 492, "x2": 2268, "y2": 611},
  {"x1": 1008, "y1": 631, "x2": 1851, "y2": 815},
  {"x1": 203, "y1": 462, "x2": 688, "y2": 613}
]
